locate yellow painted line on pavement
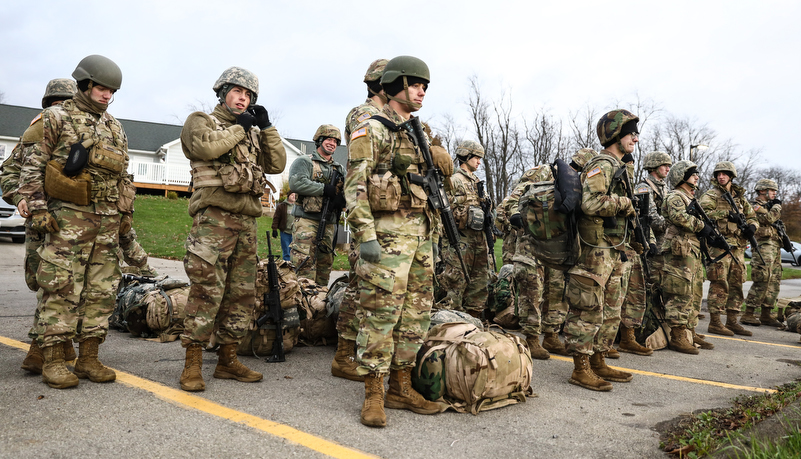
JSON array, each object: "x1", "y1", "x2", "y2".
[
  {"x1": 704, "y1": 334, "x2": 801, "y2": 349},
  {"x1": 549, "y1": 355, "x2": 777, "y2": 394},
  {"x1": 0, "y1": 335, "x2": 379, "y2": 459}
]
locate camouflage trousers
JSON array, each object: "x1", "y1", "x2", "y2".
[
  {"x1": 355, "y1": 233, "x2": 434, "y2": 375},
  {"x1": 290, "y1": 216, "x2": 335, "y2": 286},
  {"x1": 706, "y1": 246, "x2": 746, "y2": 315},
  {"x1": 661, "y1": 250, "x2": 704, "y2": 328},
  {"x1": 181, "y1": 206, "x2": 257, "y2": 347},
  {"x1": 513, "y1": 261, "x2": 543, "y2": 336},
  {"x1": 24, "y1": 220, "x2": 44, "y2": 291},
  {"x1": 745, "y1": 242, "x2": 782, "y2": 312},
  {"x1": 541, "y1": 266, "x2": 568, "y2": 334},
  {"x1": 33, "y1": 208, "x2": 121, "y2": 348},
  {"x1": 335, "y1": 239, "x2": 362, "y2": 341},
  {"x1": 437, "y1": 229, "x2": 490, "y2": 315},
  {"x1": 564, "y1": 246, "x2": 631, "y2": 355},
  {"x1": 619, "y1": 246, "x2": 646, "y2": 329},
  {"x1": 501, "y1": 229, "x2": 520, "y2": 265}
]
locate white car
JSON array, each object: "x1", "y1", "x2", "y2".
[
  {"x1": 745, "y1": 241, "x2": 801, "y2": 266},
  {"x1": 0, "y1": 199, "x2": 26, "y2": 243}
]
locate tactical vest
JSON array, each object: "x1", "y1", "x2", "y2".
[
  {"x1": 451, "y1": 168, "x2": 483, "y2": 231},
  {"x1": 369, "y1": 127, "x2": 428, "y2": 212},
  {"x1": 297, "y1": 154, "x2": 337, "y2": 214},
  {"x1": 752, "y1": 199, "x2": 778, "y2": 241},
  {"x1": 662, "y1": 190, "x2": 701, "y2": 252},
  {"x1": 577, "y1": 155, "x2": 628, "y2": 245},
  {"x1": 709, "y1": 187, "x2": 745, "y2": 239},
  {"x1": 191, "y1": 115, "x2": 265, "y2": 196},
  {"x1": 646, "y1": 176, "x2": 665, "y2": 214}
]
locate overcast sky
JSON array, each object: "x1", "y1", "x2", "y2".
[{"x1": 1, "y1": 0, "x2": 798, "y2": 167}]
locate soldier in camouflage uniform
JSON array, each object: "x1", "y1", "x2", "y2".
[
  {"x1": 563, "y1": 109, "x2": 641, "y2": 391},
  {"x1": 19, "y1": 56, "x2": 133, "y2": 389},
  {"x1": 289, "y1": 124, "x2": 345, "y2": 286},
  {"x1": 496, "y1": 192, "x2": 518, "y2": 265},
  {"x1": 345, "y1": 55, "x2": 453, "y2": 427},
  {"x1": 660, "y1": 160, "x2": 716, "y2": 353},
  {"x1": 437, "y1": 140, "x2": 491, "y2": 317},
  {"x1": 742, "y1": 179, "x2": 784, "y2": 327},
  {"x1": 699, "y1": 161, "x2": 758, "y2": 337},
  {"x1": 179, "y1": 67, "x2": 286, "y2": 392},
  {"x1": 332, "y1": 58, "x2": 388, "y2": 383}
]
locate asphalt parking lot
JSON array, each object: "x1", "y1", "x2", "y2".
[{"x1": 2, "y1": 238, "x2": 800, "y2": 459}]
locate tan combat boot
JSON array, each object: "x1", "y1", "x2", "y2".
[
  {"x1": 669, "y1": 326, "x2": 699, "y2": 354},
  {"x1": 590, "y1": 352, "x2": 633, "y2": 382},
  {"x1": 708, "y1": 313, "x2": 735, "y2": 336},
  {"x1": 740, "y1": 306, "x2": 761, "y2": 326},
  {"x1": 759, "y1": 308, "x2": 782, "y2": 327},
  {"x1": 725, "y1": 312, "x2": 753, "y2": 336},
  {"x1": 541, "y1": 332, "x2": 569, "y2": 356},
  {"x1": 618, "y1": 326, "x2": 653, "y2": 356},
  {"x1": 41, "y1": 344, "x2": 79, "y2": 389},
  {"x1": 214, "y1": 343, "x2": 263, "y2": 382},
  {"x1": 525, "y1": 335, "x2": 550, "y2": 360},
  {"x1": 606, "y1": 347, "x2": 620, "y2": 359},
  {"x1": 331, "y1": 338, "x2": 365, "y2": 382},
  {"x1": 22, "y1": 341, "x2": 44, "y2": 374},
  {"x1": 385, "y1": 367, "x2": 442, "y2": 415},
  {"x1": 74, "y1": 337, "x2": 116, "y2": 382},
  {"x1": 361, "y1": 373, "x2": 386, "y2": 427},
  {"x1": 180, "y1": 343, "x2": 205, "y2": 391},
  {"x1": 568, "y1": 354, "x2": 612, "y2": 391},
  {"x1": 691, "y1": 328, "x2": 714, "y2": 350},
  {"x1": 63, "y1": 340, "x2": 77, "y2": 362}
]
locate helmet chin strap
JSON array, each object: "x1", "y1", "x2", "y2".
[{"x1": 386, "y1": 76, "x2": 422, "y2": 111}]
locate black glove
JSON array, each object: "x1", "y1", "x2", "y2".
[
  {"x1": 769, "y1": 198, "x2": 782, "y2": 209},
  {"x1": 323, "y1": 183, "x2": 338, "y2": 198},
  {"x1": 710, "y1": 235, "x2": 729, "y2": 250},
  {"x1": 727, "y1": 211, "x2": 740, "y2": 223},
  {"x1": 236, "y1": 111, "x2": 255, "y2": 131},
  {"x1": 742, "y1": 224, "x2": 757, "y2": 239},
  {"x1": 332, "y1": 194, "x2": 347, "y2": 210},
  {"x1": 251, "y1": 105, "x2": 271, "y2": 129},
  {"x1": 272, "y1": 229, "x2": 279, "y2": 238},
  {"x1": 509, "y1": 213, "x2": 523, "y2": 229},
  {"x1": 647, "y1": 243, "x2": 658, "y2": 257},
  {"x1": 697, "y1": 223, "x2": 714, "y2": 239}
]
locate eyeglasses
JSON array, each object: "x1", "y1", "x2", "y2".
[{"x1": 629, "y1": 132, "x2": 640, "y2": 139}]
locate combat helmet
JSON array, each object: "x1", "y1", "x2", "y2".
[
  {"x1": 380, "y1": 56, "x2": 430, "y2": 86},
  {"x1": 455, "y1": 140, "x2": 485, "y2": 160},
  {"x1": 313, "y1": 124, "x2": 342, "y2": 146},
  {"x1": 570, "y1": 148, "x2": 598, "y2": 171},
  {"x1": 713, "y1": 161, "x2": 737, "y2": 178},
  {"x1": 596, "y1": 109, "x2": 639, "y2": 148},
  {"x1": 643, "y1": 151, "x2": 672, "y2": 171},
  {"x1": 667, "y1": 160, "x2": 698, "y2": 189},
  {"x1": 41, "y1": 78, "x2": 77, "y2": 108},
  {"x1": 364, "y1": 59, "x2": 389, "y2": 83},
  {"x1": 72, "y1": 55, "x2": 122, "y2": 90},
  {"x1": 213, "y1": 67, "x2": 259, "y2": 104},
  {"x1": 754, "y1": 179, "x2": 778, "y2": 192}
]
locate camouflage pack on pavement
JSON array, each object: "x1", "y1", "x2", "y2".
[
  {"x1": 297, "y1": 277, "x2": 337, "y2": 346},
  {"x1": 111, "y1": 276, "x2": 190, "y2": 341}
]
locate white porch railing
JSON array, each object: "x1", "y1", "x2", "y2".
[{"x1": 128, "y1": 161, "x2": 192, "y2": 186}]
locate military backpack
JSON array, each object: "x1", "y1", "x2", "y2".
[{"x1": 111, "y1": 275, "x2": 190, "y2": 342}]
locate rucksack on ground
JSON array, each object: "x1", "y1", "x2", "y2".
[
  {"x1": 296, "y1": 276, "x2": 338, "y2": 346},
  {"x1": 413, "y1": 322, "x2": 534, "y2": 414},
  {"x1": 518, "y1": 158, "x2": 581, "y2": 271},
  {"x1": 112, "y1": 275, "x2": 190, "y2": 342}
]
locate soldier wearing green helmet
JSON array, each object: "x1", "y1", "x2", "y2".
[
  {"x1": 288, "y1": 124, "x2": 345, "y2": 285},
  {"x1": 18, "y1": 55, "x2": 134, "y2": 389},
  {"x1": 436, "y1": 140, "x2": 493, "y2": 318},
  {"x1": 178, "y1": 66, "x2": 286, "y2": 392},
  {"x1": 345, "y1": 55, "x2": 452, "y2": 427},
  {"x1": 332, "y1": 59, "x2": 390, "y2": 383},
  {"x1": 742, "y1": 178, "x2": 784, "y2": 327},
  {"x1": 699, "y1": 161, "x2": 758, "y2": 337}
]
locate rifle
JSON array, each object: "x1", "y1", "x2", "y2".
[
  {"x1": 773, "y1": 219, "x2": 798, "y2": 265},
  {"x1": 686, "y1": 198, "x2": 738, "y2": 267},
  {"x1": 613, "y1": 166, "x2": 650, "y2": 280},
  {"x1": 295, "y1": 168, "x2": 344, "y2": 274},
  {"x1": 477, "y1": 180, "x2": 500, "y2": 272},
  {"x1": 722, "y1": 191, "x2": 764, "y2": 264},
  {"x1": 256, "y1": 231, "x2": 285, "y2": 362},
  {"x1": 401, "y1": 116, "x2": 470, "y2": 281}
]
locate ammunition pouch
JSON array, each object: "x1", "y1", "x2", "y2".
[
  {"x1": 117, "y1": 177, "x2": 137, "y2": 213},
  {"x1": 219, "y1": 162, "x2": 266, "y2": 196},
  {"x1": 300, "y1": 195, "x2": 323, "y2": 213},
  {"x1": 88, "y1": 170, "x2": 120, "y2": 203},
  {"x1": 89, "y1": 142, "x2": 126, "y2": 174},
  {"x1": 466, "y1": 206, "x2": 485, "y2": 231},
  {"x1": 367, "y1": 171, "x2": 402, "y2": 212},
  {"x1": 44, "y1": 160, "x2": 91, "y2": 206}
]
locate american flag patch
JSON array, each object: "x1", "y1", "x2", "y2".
[
  {"x1": 754, "y1": 205, "x2": 761, "y2": 211},
  {"x1": 635, "y1": 185, "x2": 649, "y2": 194},
  {"x1": 587, "y1": 167, "x2": 602, "y2": 178},
  {"x1": 351, "y1": 127, "x2": 367, "y2": 140},
  {"x1": 30, "y1": 113, "x2": 42, "y2": 125},
  {"x1": 357, "y1": 113, "x2": 371, "y2": 122}
]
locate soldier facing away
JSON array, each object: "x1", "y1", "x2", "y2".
[{"x1": 179, "y1": 66, "x2": 286, "y2": 392}]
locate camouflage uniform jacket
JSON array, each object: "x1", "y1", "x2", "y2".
[
  {"x1": 576, "y1": 150, "x2": 633, "y2": 248},
  {"x1": 698, "y1": 181, "x2": 758, "y2": 248},
  {"x1": 505, "y1": 165, "x2": 553, "y2": 266},
  {"x1": 448, "y1": 166, "x2": 483, "y2": 231},
  {"x1": 345, "y1": 105, "x2": 437, "y2": 243},
  {"x1": 635, "y1": 174, "x2": 669, "y2": 247},
  {"x1": 1, "y1": 112, "x2": 44, "y2": 206},
  {"x1": 288, "y1": 149, "x2": 344, "y2": 222},
  {"x1": 20, "y1": 99, "x2": 129, "y2": 216},
  {"x1": 751, "y1": 197, "x2": 782, "y2": 246},
  {"x1": 660, "y1": 188, "x2": 705, "y2": 255},
  {"x1": 182, "y1": 104, "x2": 286, "y2": 218},
  {"x1": 345, "y1": 98, "x2": 382, "y2": 145}
]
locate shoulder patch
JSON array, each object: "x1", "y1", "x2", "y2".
[
  {"x1": 635, "y1": 185, "x2": 649, "y2": 194},
  {"x1": 29, "y1": 113, "x2": 42, "y2": 126},
  {"x1": 753, "y1": 205, "x2": 762, "y2": 212},
  {"x1": 356, "y1": 113, "x2": 371, "y2": 123},
  {"x1": 351, "y1": 127, "x2": 367, "y2": 141},
  {"x1": 587, "y1": 167, "x2": 602, "y2": 178}
]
